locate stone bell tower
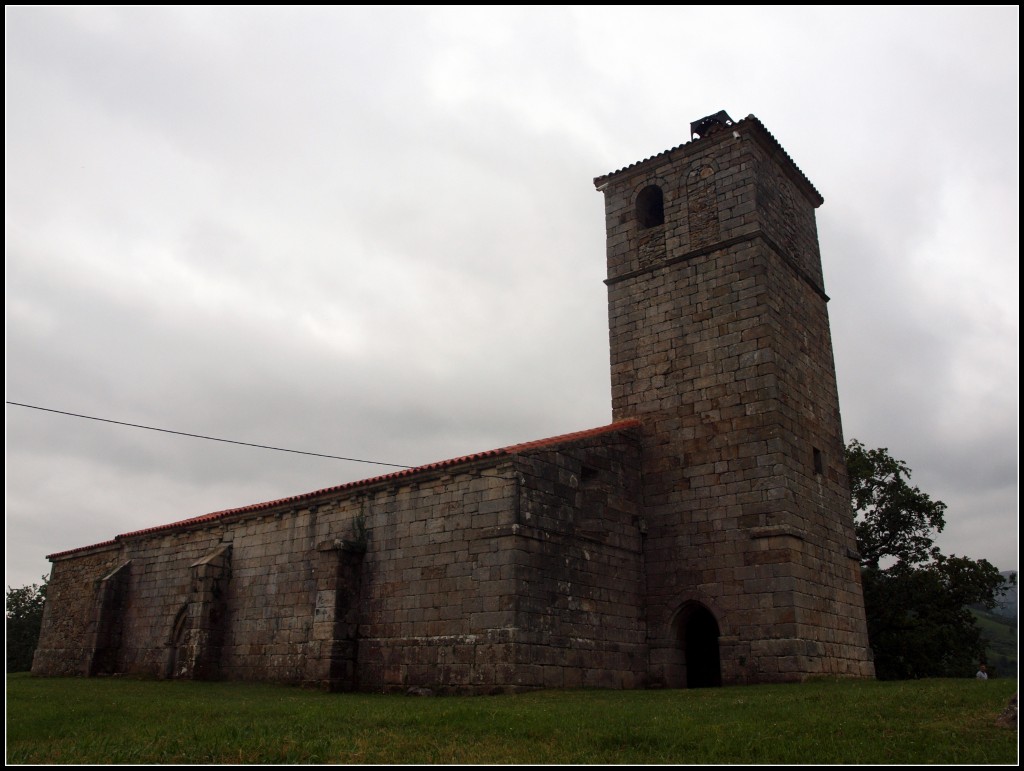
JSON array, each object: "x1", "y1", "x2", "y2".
[{"x1": 595, "y1": 112, "x2": 875, "y2": 685}]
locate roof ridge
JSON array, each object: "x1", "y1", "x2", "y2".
[
  {"x1": 593, "y1": 114, "x2": 822, "y2": 205},
  {"x1": 47, "y1": 418, "x2": 642, "y2": 558}
]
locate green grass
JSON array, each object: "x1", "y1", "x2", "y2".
[{"x1": 6, "y1": 674, "x2": 1018, "y2": 764}]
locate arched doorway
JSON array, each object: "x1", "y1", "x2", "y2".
[
  {"x1": 672, "y1": 601, "x2": 722, "y2": 688},
  {"x1": 166, "y1": 605, "x2": 189, "y2": 679}
]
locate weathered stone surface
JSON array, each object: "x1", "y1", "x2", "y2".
[
  {"x1": 600, "y1": 115, "x2": 873, "y2": 684},
  {"x1": 995, "y1": 692, "x2": 1017, "y2": 729},
  {"x1": 33, "y1": 113, "x2": 874, "y2": 691}
]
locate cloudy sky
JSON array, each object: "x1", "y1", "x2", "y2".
[{"x1": 5, "y1": 6, "x2": 1018, "y2": 589}]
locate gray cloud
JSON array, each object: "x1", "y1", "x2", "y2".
[{"x1": 6, "y1": 7, "x2": 1018, "y2": 588}]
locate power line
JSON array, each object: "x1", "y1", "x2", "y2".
[{"x1": 5, "y1": 401, "x2": 414, "y2": 469}]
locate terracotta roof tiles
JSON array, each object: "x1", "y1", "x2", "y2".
[
  {"x1": 594, "y1": 114, "x2": 823, "y2": 206},
  {"x1": 46, "y1": 419, "x2": 641, "y2": 560}
]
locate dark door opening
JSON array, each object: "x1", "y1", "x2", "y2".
[{"x1": 677, "y1": 602, "x2": 722, "y2": 688}]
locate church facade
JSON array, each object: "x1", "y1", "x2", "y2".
[{"x1": 32, "y1": 113, "x2": 876, "y2": 691}]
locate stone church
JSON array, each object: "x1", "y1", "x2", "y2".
[{"x1": 32, "y1": 112, "x2": 876, "y2": 691}]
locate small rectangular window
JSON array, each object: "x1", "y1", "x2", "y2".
[{"x1": 812, "y1": 448, "x2": 824, "y2": 476}]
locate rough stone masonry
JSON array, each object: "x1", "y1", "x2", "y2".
[{"x1": 32, "y1": 112, "x2": 876, "y2": 692}]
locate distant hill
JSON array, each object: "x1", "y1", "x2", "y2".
[
  {"x1": 992, "y1": 571, "x2": 1017, "y2": 619},
  {"x1": 973, "y1": 607, "x2": 1017, "y2": 678},
  {"x1": 971, "y1": 570, "x2": 1018, "y2": 678}
]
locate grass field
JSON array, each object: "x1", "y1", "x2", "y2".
[{"x1": 6, "y1": 674, "x2": 1018, "y2": 764}]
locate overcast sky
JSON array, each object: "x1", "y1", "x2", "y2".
[{"x1": 5, "y1": 6, "x2": 1019, "y2": 589}]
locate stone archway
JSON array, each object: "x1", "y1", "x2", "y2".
[
  {"x1": 164, "y1": 544, "x2": 233, "y2": 680},
  {"x1": 166, "y1": 604, "x2": 190, "y2": 679},
  {"x1": 671, "y1": 601, "x2": 722, "y2": 688}
]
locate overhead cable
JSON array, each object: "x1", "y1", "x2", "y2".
[{"x1": 5, "y1": 401, "x2": 414, "y2": 468}]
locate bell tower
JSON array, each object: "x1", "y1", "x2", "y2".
[{"x1": 595, "y1": 112, "x2": 874, "y2": 684}]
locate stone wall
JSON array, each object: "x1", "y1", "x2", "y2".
[
  {"x1": 34, "y1": 113, "x2": 874, "y2": 691},
  {"x1": 32, "y1": 544, "x2": 123, "y2": 676},
  {"x1": 352, "y1": 463, "x2": 522, "y2": 692},
  {"x1": 34, "y1": 424, "x2": 647, "y2": 692},
  {"x1": 596, "y1": 115, "x2": 875, "y2": 684},
  {"x1": 510, "y1": 430, "x2": 646, "y2": 689}
]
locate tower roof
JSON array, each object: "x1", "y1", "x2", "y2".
[{"x1": 594, "y1": 113, "x2": 823, "y2": 208}]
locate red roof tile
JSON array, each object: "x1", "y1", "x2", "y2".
[
  {"x1": 594, "y1": 114, "x2": 823, "y2": 207},
  {"x1": 47, "y1": 419, "x2": 641, "y2": 560}
]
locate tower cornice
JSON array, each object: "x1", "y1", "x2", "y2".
[{"x1": 594, "y1": 114, "x2": 824, "y2": 209}]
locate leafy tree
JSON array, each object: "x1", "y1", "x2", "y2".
[
  {"x1": 846, "y1": 440, "x2": 1011, "y2": 680},
  {"x1": 6, "y1": 578, "x2": 47, "y2": 672}
]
